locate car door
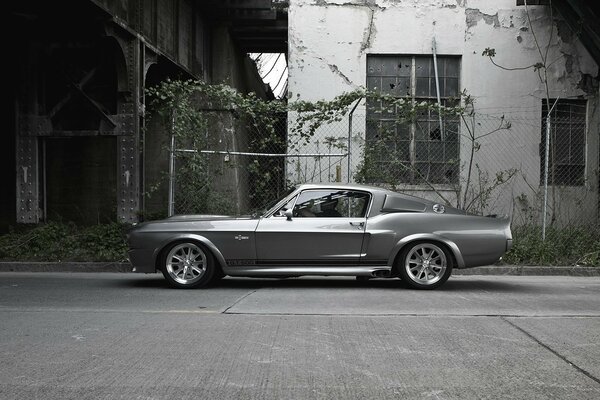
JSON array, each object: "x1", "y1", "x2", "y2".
[{"x1": 255, "y1": 189, "x2": 371, "y2": 266}]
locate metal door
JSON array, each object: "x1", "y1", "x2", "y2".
[{"x1": 255, "y1": 189, "x2": 370, "y2": 266}]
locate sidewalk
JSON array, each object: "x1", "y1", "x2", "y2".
[{"x1": 0, "y1": 262, "x2": 598, "y2": 276}]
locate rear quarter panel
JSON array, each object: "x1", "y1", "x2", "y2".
[{"x1": 364, "y1": 212, "x2": 510, "y2": 268}]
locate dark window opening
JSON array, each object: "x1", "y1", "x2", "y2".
[
  {"x1": 540, "y1": 99, "x2": 586, "y2": 186},
  {"x1": 365, "y1": 55, "x2": 460, "y2": 185}
]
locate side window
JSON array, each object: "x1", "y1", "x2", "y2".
[
  {"x1": 292, "y1": 190, "x2": 370, "y2": 218},
  {"x1": 344, "y1": 192, "x2": 371, "y2": 217}
]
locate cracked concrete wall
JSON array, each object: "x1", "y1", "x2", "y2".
[
  {"x1": 288, "y1": 0, "x2": 599, "y2": 224},
  {"x1": 289, "y1": 0, "x2": 467, "y2": 99}
]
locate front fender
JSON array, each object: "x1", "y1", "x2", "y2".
[
  {"x1": 388, "y1": 233, "x2": 465, "y2": 269},
  {"x1": 153, "y1": 234, "x2": 228, "y2": 270}
]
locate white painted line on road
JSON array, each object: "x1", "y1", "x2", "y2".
[
  {"x1": 0, "y1": 307, "x2": 220, "y2": 314},
  {"x1": 222, "y1": 311, "x2": 600, "y2": 318}
]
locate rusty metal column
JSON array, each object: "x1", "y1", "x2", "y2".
[
  {"x1": 117, "y1": 38, "x2": 141, "y2": 223},
  {"x1": 16, "y1": 45, "x2": 43, "y2": 224},
  {"x1": 15, "y1": 134, "x2": 39, "y2": 223}
]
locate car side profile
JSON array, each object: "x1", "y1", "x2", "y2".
[{"x1": 127, "y1": 183, "x2": 512, "y2": 290}]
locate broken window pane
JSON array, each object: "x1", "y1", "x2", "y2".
[{"x1": 366, "y1": 54, "x2": 461, "y2": 185}]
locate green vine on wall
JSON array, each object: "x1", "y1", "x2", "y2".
[{"x1": 146, "y1": 79, "x2": 515, "y2": 216}]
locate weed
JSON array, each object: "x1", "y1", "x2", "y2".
[
  {"x1": 504, "y1": 225, "x2": 600, "y2": 266},
  {"x1": 0, "y1": 222, "x2": 129, "y2": 262}
]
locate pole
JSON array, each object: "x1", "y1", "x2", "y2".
[
  {"x1": 168, "y1": 112, "x2": 176, "y2": 217},
  {"x1": 542, "y1": 98, "x2": 559, "y2": 241}
]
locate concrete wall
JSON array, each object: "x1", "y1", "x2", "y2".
[
  {"x1": 209, "y1": 26, "x2": 275, "y2": 215},
  {"x1": 94, "y1": 0, "x2": 203, "y2": 76},
  {"x1": 143, "y1": 24, "x2": 273, "y2": 218},
  {"x1": 288, "y1": 0, "x2": 599, "y2": 225}
]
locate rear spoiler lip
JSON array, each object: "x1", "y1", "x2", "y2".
[{"x1": 485, "y1": 213, "x2": 510, "y2": 220}]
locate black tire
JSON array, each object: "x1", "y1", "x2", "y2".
[
  {"x1": 397, "y1": 241, "x2": 453, "y2": 290},
  {"x1": 206, "y1": 266, "x2": 226, "y2": 287},
  {"x1": 212, "y1": 267, "x2": 226, "y2": 280},
  {"x1": 160, "y1": 241, "x2": 215, "y2": 289}
]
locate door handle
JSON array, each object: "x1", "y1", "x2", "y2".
[{"x1": 349, "y1": 221, "x2": 365, "y2": 228}]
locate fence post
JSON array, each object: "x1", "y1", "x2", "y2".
[{"x1": 168, "y1": 111, "x2": 176, "y2": 217}]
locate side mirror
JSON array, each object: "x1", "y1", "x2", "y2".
[{"x1": 285, "y1": 209, "x2": 293, "y2": 221}]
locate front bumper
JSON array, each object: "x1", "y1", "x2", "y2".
[{"x1": 128, "y1": 248, "x2": 157, "y2": 273}]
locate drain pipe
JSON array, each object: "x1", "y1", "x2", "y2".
[
  {"x1": 432, "y1": 37, "x2": 444, "y2": 140},
  {"x1": 347, "y1": 97, "x2": 362, "y2": 183}
]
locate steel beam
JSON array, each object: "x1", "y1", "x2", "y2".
[{"x1": 15, "y1": 136, "x2": 39, "y2": 223}]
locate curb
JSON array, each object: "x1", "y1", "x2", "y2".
[
  {"x1": 0, "y1": 262, "x2": 132, "y2": 273},
  {"x1": 0, "y1": 262, "x2": 598, "y2": 276},
  {"x1": 454, "y1": 265, "x2": 600, "y2": 277}
]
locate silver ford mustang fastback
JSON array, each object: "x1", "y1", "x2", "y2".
[{"x1": 127, "y1": 183, "x2": 512, "y2": 290}]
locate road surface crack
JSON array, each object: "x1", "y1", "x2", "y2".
[
  {"x1": 501, "y1": 317, "x2": 600, "y2": 386},
  {"x1": 222, "y1": 289, "x2": 258, "y2": 314}
]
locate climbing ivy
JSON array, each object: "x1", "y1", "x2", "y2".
[{"x1": 146, "y1": 79, "x2": 512, "y2": 216}]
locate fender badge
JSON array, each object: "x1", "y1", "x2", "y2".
[
  {"x1": 234, "y1": 235, "x2": 249, "y2": 241},
  {"x1": 432, "y1": 204, "x2": 445, "y2": 214}
]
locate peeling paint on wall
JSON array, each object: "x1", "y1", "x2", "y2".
[
  {"x1": 578, "y1": 73, "x2": 599, "y2": 95},
  {"x1": 312, "y1": 0, "x2": 385, "y2": 12},
  {"x1": 361, "y1": 6, "x2": 376, "y2": 52},
  {"x1": 289, "y1": 0, "x2": 600, "y2": 224},
  {"x1": 327, "y1": 63, "x2": 353, "y2": 85},
  {"x1": 465, "y1": 8, "x2": 500, "y2": 29},
  {"x1": 556, "y1": 19, "x2": 574, "y2": 44}
]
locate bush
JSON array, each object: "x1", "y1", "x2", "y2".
[
  {"x1": 504, "y1": 225, "x2": 600, "y2": 266},
  {"x1": 0, "y1": 222, "x2": 129, "y2": 262},
  {"x1": 1, "y1": 222, "x2": 598, "y2": 266}
]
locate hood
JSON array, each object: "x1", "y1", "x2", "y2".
[{"x1": 165, "y1": 214, "x2": 254, "y2": 222}]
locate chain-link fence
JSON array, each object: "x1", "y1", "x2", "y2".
[{"x1": 169, "y1": 102, "x2": 598, "y2": 228}]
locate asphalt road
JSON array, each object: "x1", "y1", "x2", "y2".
[{"x1": 1, "y1": 272, "x2": 599, "y2": 399}]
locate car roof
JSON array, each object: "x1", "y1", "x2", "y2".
[
  {"x1": 295, "y1": 183, "x2": 442, "y2": 209},
  {"x1": 296, "y1": 183, "x2": 392, "y2": 195}
]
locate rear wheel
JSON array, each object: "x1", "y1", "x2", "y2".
[
  {"x1": 161, "y1": 242, "x2": 215, "y2": 289},
  {"x1": 398, "y1": 242, "x2": 453, "y2": 290}
]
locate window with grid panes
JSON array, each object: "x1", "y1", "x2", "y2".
[
  {"x1": 516, "y1": 1, "x2": 549, "y2": 5},
  {"x1": 540, "y1": 100, "x2": 586, "y2": 186},
  {"x1": 366, "y1": 55, "x2": 460, "y2": 184}
]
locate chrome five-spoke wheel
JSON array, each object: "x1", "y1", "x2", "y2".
[
  {"x1": 398, "y1": 242, "x2": 453, "y2": 289},
  {"x1": 161, "y1": 242, "x2": 214, "y2": 288}
]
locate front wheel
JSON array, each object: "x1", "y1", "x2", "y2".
[
  {"x1": 161, "y1": 242, "x2": 215, "y2": 289},
  {"x1": 397, "y1": 242, "x2": 453, "y2": 290}
]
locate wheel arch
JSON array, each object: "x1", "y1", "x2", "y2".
[
  {"x1": 153, "y1": 234, "x2": 228, "y2": 272},
  {"x1": 388, "y1": 233, "x2": 465, "y2": 271}
]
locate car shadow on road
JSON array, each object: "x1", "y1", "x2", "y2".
[
  {"x1": 218, "y1": 276, "x2": 537, "y2": 293},
  {"x1": 438, "y1": 278, "x2": 532, "y2": 293},
  {"x1": 121, "y1": 275, "x2": 533, "y2": 294}
]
